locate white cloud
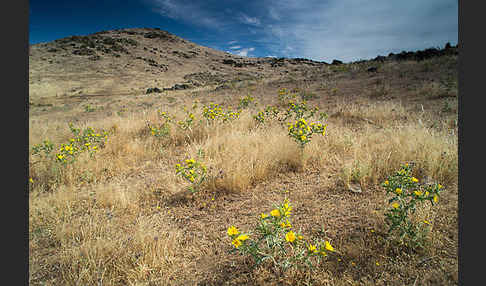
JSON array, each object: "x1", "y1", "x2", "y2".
[
  {"x1": 229, "y1": 45, "x2": 241, "y2": 49},
  {"x1": 239, "y1": 13, "x2": 261, "y2": 26},
  {"x1": 145, "y1": 0, "x2": 457, "y2": 62},
  {"x1": 261, "y1": 0, "x2": 458, "y2": 62},
  {"x1": 234, "y1": 47, "x2": 255, "y2": 57}
]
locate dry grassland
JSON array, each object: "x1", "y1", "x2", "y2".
[{"x1": 29, "y1": 56, "x2": 458, "y2": 285}]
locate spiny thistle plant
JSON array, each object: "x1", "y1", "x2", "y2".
[
  {"x1": 287, "y1": 118, "x2": 327, "y2": 150},
  {"x1": 175, "y1": 158, "x2": 207, "y2": 193},
  {"x1": 227, "y1": 198, "x2": 337, "y2": 271},
  {"x1": 382, "y1": 163, "x2": 445, "y2": 250}
]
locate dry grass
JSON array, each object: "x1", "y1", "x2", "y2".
[{"x1": 29, "y1": 57, "x2": 458, "y2": 285}]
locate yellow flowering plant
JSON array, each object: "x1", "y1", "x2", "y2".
[
  {"x1": 382, "y1": 163, "x2": 445, "y2": 250},
  {"x1": 287, "y1": 118, "x2": 327, "y2": 149},
  {"x1": 227, "y1": 197, "x2": 337, "y2": 271},
  {"x1": 148, "y1": 110, "x2": 172, "y2": 138},
  {"x1": 202, "y1": 102, "x2": 240, "y2": 124},
  {"x1": 175, "y1": 158, "x2": 207, "y2": 193},
  {"x1": 282, "y1": 99, "x2": 326, "y2": 122},
  {"x1": 66, "y1": 123, "x2": 108, "y2": 159},
  {"x1": 31, "y1": 123, "x2": 108, "y2": 165}
]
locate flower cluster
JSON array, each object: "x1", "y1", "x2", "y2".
[
  {"x1": 283, "y1": 100, "x2": 320, "y2": 122},
  {"x1": 175, "y1": 158, "x2": 207, "y2": 193},
  {"x1": 382, "y1": 163, "x2": 445, "y2": 249},
  {"x1": 202, "y1": 103, "x2": 240, "y2": 123},
  {"x1": 287, "y1": 118, "x2": 327, "y2": 149},
  {"x1": 54, "y1": 123, "x2": 109, "y2": 164},
  {"x1": 227, "y1": 198, "x2": 336, "y2": 270},
  {"x1": 147, "y1": 110, "x2": 173, "y2": 138}
]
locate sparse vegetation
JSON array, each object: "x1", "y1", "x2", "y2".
[{"x1": 29, "y1": 30, "x2": 458, "y2": 285}]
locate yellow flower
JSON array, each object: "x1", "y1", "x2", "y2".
[
  {"x1": 433, "y1": 195, "x2": 439, "y2": 203},
  {"x1": 285, "y1": 231, "x2": 296, "y2": 243},
  {"x1": 384, "y1": 180, "x2": 389, "y2": 186},
  {"x1": 395, "y1": 188, "x2": 402, "y2": 195},
  {"x1": 411, "y1": 177, "x2": 419, "y2": 183},
  {"x1": 283, "y1": 203, "x2": 292, "y2": 217},
  {"x1": 260, "y1": 213, "x2": 268, "y2": 219},
  {"x1": 29, "y1": 178, "x2": 34, "y2": 183},
  {"x1": 236, "y1": 234, "x2": 249, "y2": 241},
  {"x1": 325, "y1": 241, "x2": 335, "y2": 252},
  {"x1": 232, "y1": 239, "x2": 242, "y2": 248},
  {"x1": 297, "y1": 235, "x2": 303, "y2": 240},
  {"x1": 392, "y1": 202, "x2": 400, "y2": 209},
  {"x1": 308, "y1": 244, "x2": 318, "y2": 253},
  {"x1": 270, "y1": 209, "x2": 280, "y2": 217},
  {"x1": 227, "y1": 226, "x2": 239, "y2": 236},
  {"x1": 438, "y1": 184, "x2": 443, "y2": 189},
  {"x1": 423, "y1": 220, "x2": 431, "y2": 225},
  {"x1": 300, "y1": 135, "x2": 306, "y2": 141},
  {"x1": 280, "y1": 219, "x2": 291, "y2": 228},
  {"x1": 413, "y1": 190, "x2": 423, "y2": 197}
]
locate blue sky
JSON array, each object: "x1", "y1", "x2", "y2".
[{"x1": 29, "y1": 0, "x2": 458, "y2": 63}]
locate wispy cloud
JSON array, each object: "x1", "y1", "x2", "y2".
[
  {"x1": 229, "y1": 45, "x2": 241, "y2": 49},
  {"x1": 261, "y1": 0, "x2": 458, "y2": 62},
  {"x1": 147, "y1": 0, "x2": 224, "y2": 28},
  {"x1": 144, "y1": 0, "x2": 457, "y2": 62},
  {"x1": 239, "y1": 13, "x2": 261, "y2": 26}
]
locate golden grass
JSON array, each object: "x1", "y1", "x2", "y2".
[{"x1": 29, "y1": 74, "x2": 458, "y2": 285}]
